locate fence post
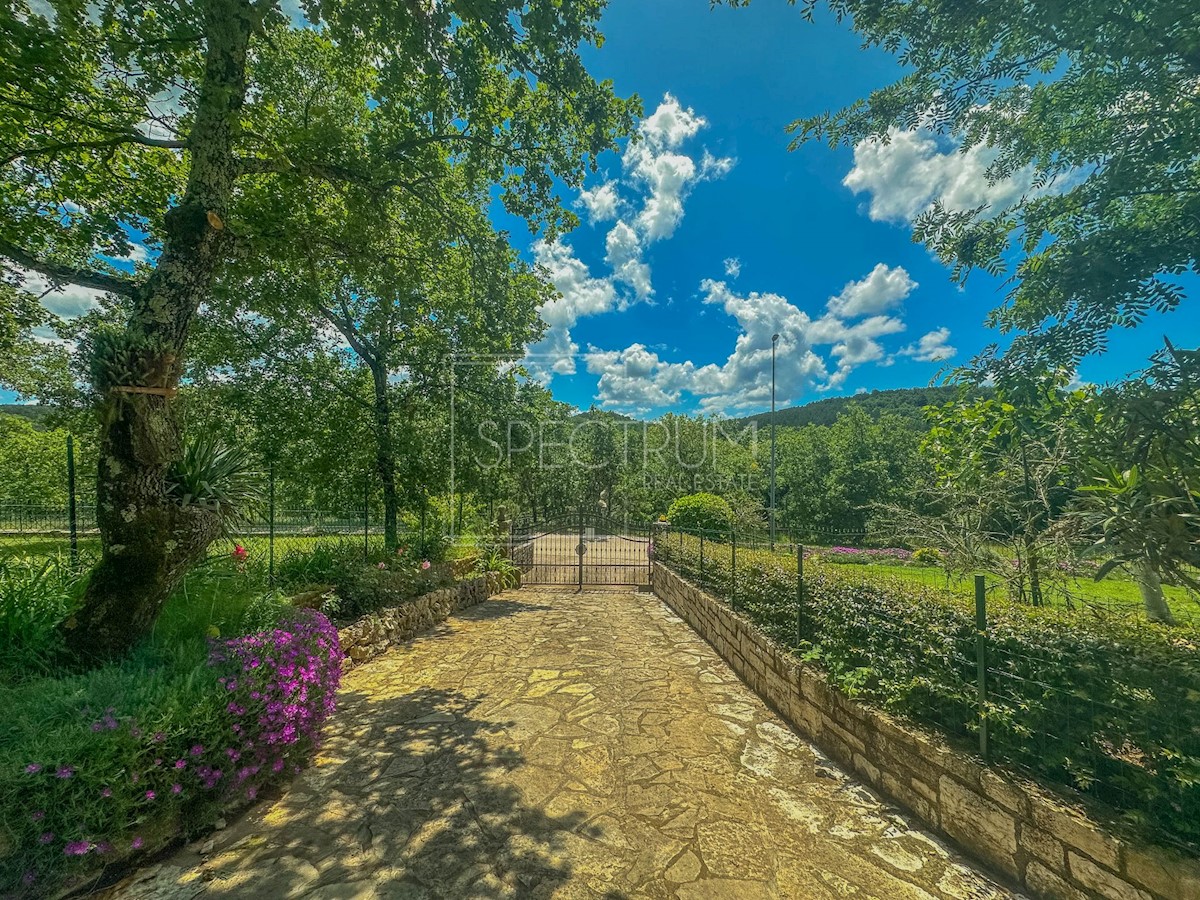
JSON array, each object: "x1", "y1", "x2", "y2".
[
  {"x1": 699, "y1": 531, "x2": 705, "y2": 584},
  {"x1": 796, "y1": 543, "x2": 804, "y2": 647},
  {"x1": 730, "y1": 528, "x2": 737, "y2": 610},
  {"x1": 363, "y1": 478, "x2": 370, "y2": 562},
  {"x1": 975, "y1": 574, "x2": 990, "y2": 763},
  {"x1": 268, "y1": 465, "x2": 276, "y2": 587},
  {"x1": 65, "y1": 434, "x2": 79, "y2": 571}
]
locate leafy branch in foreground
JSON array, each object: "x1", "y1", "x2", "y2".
[{"x1": 724, "y1": 0, "x2": 1199, "y2": 374}]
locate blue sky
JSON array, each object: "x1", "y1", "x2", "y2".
[
  {"x1": 6, "y1": 0, "x2": 1195, "y2": 414},
  {"x1": 505, "y1": 0, "x2": 1199, "y2": 417}
]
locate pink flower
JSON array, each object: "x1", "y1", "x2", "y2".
[
  {"x1": 172, "y1": 783, "x2": 182, "y2": 794},
  {"x1": 31, "y1": 810, "x2": 44, "y2": 822},
  {"x1": 38, "y1": 832, "x2": 54, "y2": 844},
  {"x1": 421, "y1": 560, "x2": 431, "y2": 571},
  {"x1": 55, "y1": 766, "x2": 74, "y2": 779},
  {"x1": 145, "y1": 790, "x2": 156, "y2": 801},
  {"x1": 24, "y1": 763, "x2": 42, "y2": 774},
  {"x1": 377, "y1": 561, "x2": 387, "y2": 570},
  {"x1": 101, "y1": 787, "x2": 112, "y2": 798},
  {"x1": 64, "y1": 841, "x2": 90, "y2": 856},
  {"x1": 232, "y1": 544, "x2": 248, "y2": 562},
  {"x1": 131, "y1": 836, "x2": 144, "y2": 850}
]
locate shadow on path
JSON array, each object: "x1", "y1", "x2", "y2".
[{"x1": 119, "y1": 686, "x2": 627, "y2": 899}]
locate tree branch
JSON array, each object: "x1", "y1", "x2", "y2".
[
  {"x1": 0, "y1": 237, "x2": 139, "y2": 297},
  {"x1": 2, "y1": 134, "x2": 187, "y2": 167}
]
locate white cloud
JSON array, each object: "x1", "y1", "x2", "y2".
[
  {"x1": 624, "y1": 94, "x2": 734, "y2": 243},
  {"x1": 640, "y1": 94, "x2": 707, "y2": 151},
  {"x1": 900, "y1": 327, "x2": 957, "y2": 363},
  {"x1": 3, "y1": 267, "x2": 108, "y2": 319},
  {"x1": 586, "y1": 264, "x2": 919, "y2": 415},
  {"x1": 527, "y1": 239, "x2": 619, "y2": 376},
  {"x1": 527, "y1": 94, "x2": 734, "y2": 380},
  {"x1": 604, "y1": 221, "x2": 653, "y2": 300},
  {"x1": 723, "y1": 258, "x2": 741, "y2": 278},
  {"x1": 576, "y1": 181, "x2": 620, "y2": 225},
  {"x1": 843, "y1": 127, "x2": 1040, "y2": 224},
  {"x1": 826, "y1": 263, "x2": 917, "y2": 318}
]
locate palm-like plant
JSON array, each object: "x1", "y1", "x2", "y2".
[{"x1": 167, "y1": 433, "x2": 264, "y2": 533}]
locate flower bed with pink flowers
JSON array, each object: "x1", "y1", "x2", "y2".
[{"x1": 0, "y1": 608, "x2": 343, "y2": 897}]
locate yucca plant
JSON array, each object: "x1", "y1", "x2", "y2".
[
  {"x1": 167, "y1": 433, "x2": 264, "y2": 533},
  {"x1": 475, "y1": 550, "x2": 519, "y2": 588}
]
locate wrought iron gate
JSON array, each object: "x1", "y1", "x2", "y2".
[{"x1": 511, "y1": 511, "x2": 651, "y2": 587}]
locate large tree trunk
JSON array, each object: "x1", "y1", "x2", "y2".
[
  {"x1": 370, "y1": 363, "x2": 400, "y2": 550},
  {"x1": 1135, "y1": 557, "x2": 1176, "y2": 625},
  {"x1": 64, "y1": 0, "x2": 254, "y2": 661}
]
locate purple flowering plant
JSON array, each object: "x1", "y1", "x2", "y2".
[{"x1": 2, "y1": 609, "x2": 342, "y2": 895}]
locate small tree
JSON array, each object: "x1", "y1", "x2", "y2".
[
  {"x1": 1074, "y1": 344, "x2": 1200, "y2": 624},
  {"x1": 667, "y1": 493, "x2": 734, "y2": 536}
]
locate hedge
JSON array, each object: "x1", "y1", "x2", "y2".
[{"x1": 656, "y1": 531, "x2": 1200, "y2": 850}]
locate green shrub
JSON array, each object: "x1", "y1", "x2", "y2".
[
  {"x1": 657, "y1": 532, "x2": 1200, "y2": 849},
  {"x1": 274, "y1": 541, "x2": 448, "y2": 621},
  {"x1": 473, "y1": 550, "x2": 519, "y2": 589},
  {"x1": 406, "y1": 531, "x2": 452, "y2": 564},
  {"x1": 666, "y1": 493, "x2": 734, "y2": 535},
  {"x1": 0, "y1": 555, "x2": 82, "y2": 678},
  {"x1": 274, "y1": 540, "x2": 363, "y2": 590},
  {"x1": 912, "y1": 547, "x2": 943, "y2": 567},
  {"x1": 0, "y1": 608, "x2": 342, "y2": 896}
]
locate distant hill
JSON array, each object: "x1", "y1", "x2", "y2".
[
  {"x1": 0, "y1": 403, "x2": 51, "y2": 424},
  {"x1": 728, "y1": 385, "x2": 985, "y2": 430}
]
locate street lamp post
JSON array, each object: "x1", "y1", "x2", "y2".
[{"x1": 770, "y1": 333, "x2": 779, "y2": 551}]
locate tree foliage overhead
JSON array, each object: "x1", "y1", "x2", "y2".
[
  {"x1": 0, "y1": 0, "x2": 638, "y2": 659},
  {"x1": 727, "y1": 0, "x2": 1199, "y2": 374}
]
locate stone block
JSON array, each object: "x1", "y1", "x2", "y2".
[
  {"x1": 1026, "y1": 861, "x2": 1090, "y2": 900},
  {"x1": 1068, "y1": 852, "x2": 1150, "y2": 900},
  {"x1": 939, "y1": 775, "x2": 1018, "y2": 876},
  {"x1": 979, "y1": 770, "x2": 1028, "y2": 817},
  {"x1": 1032, "y1": 803, "x2": 1121, "y2": 871},
  {"x1": 1123, "y1": 844, "x2": 1200, "y2": 900},
  {"x1": 1020, "y1": 825, "x2": 1065, "y2": 872},
  {"x1": 881, "y1": 770, "x2": 936, "y2": 827}
]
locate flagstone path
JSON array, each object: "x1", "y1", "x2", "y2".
[{"x1": 110, "y1": 588, "x2": 1022, "y2": 899}]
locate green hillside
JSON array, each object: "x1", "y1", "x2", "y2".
[{"x1": 728, "y1": 385, "x2": 985, "y2": 430}]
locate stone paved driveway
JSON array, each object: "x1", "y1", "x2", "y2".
[{"x1": 111, "y1": 588, "x2": 1022, "y2": 899}]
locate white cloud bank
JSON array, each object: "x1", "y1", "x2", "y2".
[
  {"x1": 527, "y1": 94, "x2": 733, "y2": 378},
  {"x1": 584, "y1": 264, "x2": 948, "y2": 415},
  {"x1": 843, "y1": 127, "x2": 1043, "y2": 225}
]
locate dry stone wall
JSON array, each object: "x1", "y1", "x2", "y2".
[
  {"x1": 652, "y1": 562, "x2": 1200, "y2": 900},
  {"x1": 336, "y1": 573, "x2": 511, "y2": 671}
]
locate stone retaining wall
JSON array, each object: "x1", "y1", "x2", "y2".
[
  {"x1": 337, "y1": 573, "x2": 509, "y2": 670},
  {"x1": 652, "y1": 562, "x2": 1200, "y2": 900}
]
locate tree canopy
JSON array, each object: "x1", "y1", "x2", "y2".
[{"x1": 727, "y1": 0, "x2": 1199, "y2": 375}]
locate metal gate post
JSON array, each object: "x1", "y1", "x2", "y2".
[
  {"x1": 975, "y1": 575, "x2": 990, "y2": 763},
  {"x1": 730, "y1": 528, "x2": 737, "y2": 610},
  {"x1": 577, "y1": 508, "x2": 584, "y2": 592},
  {"x1": 796, "y1": 543, "x2": 805, "y2": 646}
]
